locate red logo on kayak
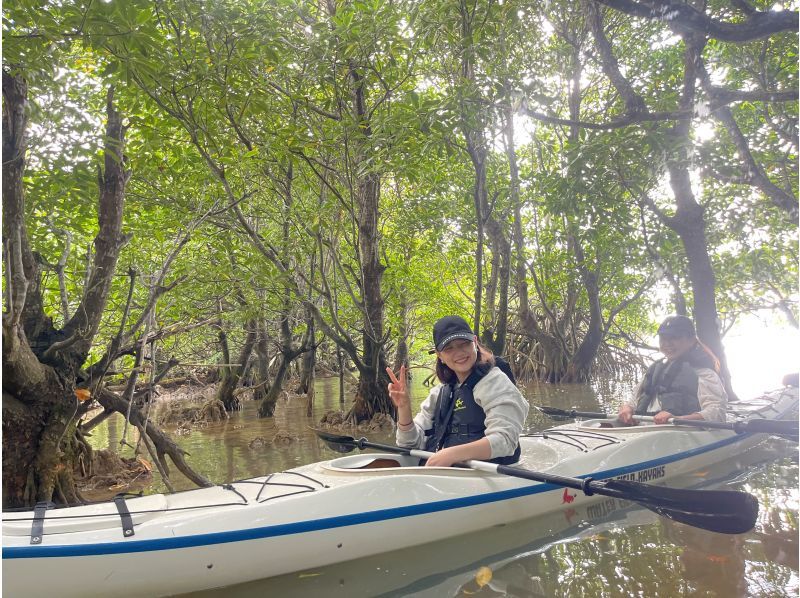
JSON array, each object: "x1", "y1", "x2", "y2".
[{"x1": 562, "y1": 488, "x2": 577, "y2": 504}]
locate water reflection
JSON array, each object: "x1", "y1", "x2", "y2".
[
  {"x1": 183, "y1": 450, "x2": 797, "y2": 598},
  {"x1": 91, "y1": 376, "x2": 634, "y2": 495},
  {"x1": 85, "y1": 377, "x2": 797, "y2": 597}
]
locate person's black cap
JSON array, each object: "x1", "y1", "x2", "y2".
[
  {"x1": 657, "y1": 315, "x2": 696, "y2": 338},
  {"x1": 431, "y1": 315, "x2": 475, "y2": 353}
]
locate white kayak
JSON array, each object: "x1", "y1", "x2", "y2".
[{"x1": 3, "y1": 386, "x2": 797, "y2": 598}]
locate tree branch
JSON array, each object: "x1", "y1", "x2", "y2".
[
  {"x1": 593, "y1": 0, "x2": 798, "y2": 42},
  {"x1": 95, "y1": 387, "x2": 213, "y2": 488},
  {"x1": 698, "y1": 62, "x2": 798, "y2": 220}
]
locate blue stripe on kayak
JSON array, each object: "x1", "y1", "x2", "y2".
[{"x1": 0, "y1": 430, "x2": 763, "y2": 560}]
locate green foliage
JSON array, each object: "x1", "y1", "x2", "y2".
[{"x1": 3, "y1": 0, "x2": 796, "y2": 380}]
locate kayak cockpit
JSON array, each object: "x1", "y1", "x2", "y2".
[
  {"x1": 325, "y1": 453, "x2": 423, "y2": 471},
  {"x1": 321, "y1": 453, "x2": 496, "y2": 475},
  {"x1": 323, "y1": 441, "x2": 563, "y2": 474},
  {"x1": 574, "y1": 419, "x2": 663, "y2": 432}
]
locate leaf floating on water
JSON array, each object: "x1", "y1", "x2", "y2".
[{"x1": 475, "y1": 565, "x2": 493, "y2": 588}]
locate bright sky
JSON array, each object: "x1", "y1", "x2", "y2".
[{"x1": 724, "y1": 315, "x2": 799, "y2": 399}]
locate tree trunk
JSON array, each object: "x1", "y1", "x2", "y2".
[
  {"x1": 562, "y1": 229, "x2": 604, "y2": 382},
  {"x1": 482, "y1": 215, "x2": 511, "y2": 355},
  {"x1": 257, "y1": 304, "x2": 314, "y2": 418},
  {"x1": 344, "y1": 60, "x2": 392, "y2": 422},
  {"x1": 393, "y1": 296, "x2": 410, "y2": 373},
  {"x1": 2, "y1": 74, "x2": 128, "y2": 507},
  {"x1": 459, "y1": 1, "x2": 486, "y2": 337},
  {"x1": 560, "y1": 40, "x2": 606, "y2": 383},
  {"x1": 663, "y1": 36, "x2": 735, "y2": 397},
  {"x1": 337, "y1": 346, "x2": 346, "y2": 406},
  {"x1": 251, "y1": 318, "x2": 272, "y2": 403},
  {"x1": 298, "y1": 311, "x2": 316, "y2": 397},
  {"x1": 299, "y1": 312, "x2": 316, "y2": 418},
  {"x1": 258, "y1": 357, "x2": 290, "y2": 418},
  {"x1": 2, "y1": 73, "x2": 210, "y2": 506},
  {"x1": 215, "y1": 320, "x2": 257, "y2": 411}
]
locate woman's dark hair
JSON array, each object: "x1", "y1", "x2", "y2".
[
  {"x1": 435, "y1": 341, "x2": 496, "y2": 384},
  {"x1": 695, "y1": 339, "x2": 721, "y2": 374}
]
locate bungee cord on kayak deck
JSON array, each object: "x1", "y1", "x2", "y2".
[
  {"x1": 525, "y1": 429, "x2": 622, "y2": 452},
  {"x1": 4, "y1": 470, "x2": 331, "y2": 525}
]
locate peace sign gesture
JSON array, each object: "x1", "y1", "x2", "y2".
[{"x1": 386, "y1": 365, "x2": 410, "y2": 410}]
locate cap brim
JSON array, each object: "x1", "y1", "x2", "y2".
[
  {"x1": 435, "y1": 333, "x2": 475, "y2": 352},
  {"x1": 658, "y1": 329, "x2": 691, "y2": 338}
]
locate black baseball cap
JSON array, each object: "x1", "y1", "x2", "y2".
[
  {"x1": 431, "y1": 315, "x2": 475, "y2": 353},
  {"x1": 657, "y1": 315, "x2": 696, "y2": 338}
]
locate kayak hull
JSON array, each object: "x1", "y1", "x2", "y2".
[{"x1": 3, "y1": 386, "x2": 797, "y2": 597}]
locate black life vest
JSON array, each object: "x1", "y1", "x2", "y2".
[
  {"x1": 635, "y1": 344, "x2": 716, "y2": 416},
  {"x1": 424, "y1": 364, "x2": 521, "y2": 465}
]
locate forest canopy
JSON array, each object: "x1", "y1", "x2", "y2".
[{"x1": 3, "y1": 0, "x2": 797, "y2": 506}]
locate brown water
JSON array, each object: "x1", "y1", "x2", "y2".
[{"x1": 88, "y1": 376, "x2": 799, "y2": 597}]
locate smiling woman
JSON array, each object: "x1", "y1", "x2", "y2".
[
  {"x1": 388, "y1": 316, "x2": 529, "y2": 468},
  {"x1": 618, "y1": 315, "x2": 728, "y2": 425}
]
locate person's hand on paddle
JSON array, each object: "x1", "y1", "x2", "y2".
[
  {"x1": 425, "y1": 447, "x2": 459, "y2": 467},
  {"x1": 386, "y1": 365, "x2": 414, "y2": 430},
  {"x1": 617, "y1": 405, "x2": 636, "y2": 425},
  {"x1": 653, "y1": 410, "x2": 674, "y2": 425},
  {"x1": 425, "y1": 438, "x2": 492, "y2": 467}
]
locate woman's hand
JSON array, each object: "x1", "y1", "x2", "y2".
[
  {"x1": 424, "y1": 438, "x2": 492, "y2": 467},
  {"x1": 424, "y1": 447, "x2": 459, "y2": 467},
  {"x1": 387, "y1": 365, "x2": 414, "y2": 430},
  {"x1": 386, "y1": 365, "x2": 409, "y2": 409},
  {"x1": 617, "y1": 405, "x2": 636, "y2": 425},
  {"x1": 653, "y1": 410, "x2": 674, "y2": 424}
]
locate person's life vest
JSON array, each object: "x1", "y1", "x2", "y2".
[
  {"x1": 424, "y1": 361, "x2": 521, "y2": 465},
  {"x1": 635, "y1": 344, "x2": 716, "y2": 416}
]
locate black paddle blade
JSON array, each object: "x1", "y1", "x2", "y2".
[
  {"x1": 743, "y1": 419, "x2": 798, "y2": 440},
  {"x1": 535, "y1": 406, "x2": 571, "y2": 417},
  {"x1": 309, "y1": 428, "x2": 358, "y2": 453},
  {"x1": 535, "y1": 406, "x2": 578, "y2": 420},
  {"x1": 596, "y1": 480, "x2": 759, "y2": 535},
  {"x1": 535, "y1": 406, "x2": 608, "y2": 420}
]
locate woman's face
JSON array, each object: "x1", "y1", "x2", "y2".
[
  {"x1": 659, "y1": 333, "x2": 696, "y2": 362},
  {"x1": 437, "y1": 337, "x2": 478, "y2": 380}
]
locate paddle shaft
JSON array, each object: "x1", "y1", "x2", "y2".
[
  {"x1": 350, "y1": 438, "x2": 735, "y2": 510},
  {"x1": 539, "y1": 407, "x2": 798, "y2": 439},
  {"x1": 315, "y1": 431, "x2": 758, "y2": 534}
]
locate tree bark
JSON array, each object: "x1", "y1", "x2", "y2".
[
  {"x1": 393, "y1": 295, "x2": 410, "y2": 373},
  {"x1": 298, "y1": 311, "x2": 316, "y2": 397},
  {"x1": 215, "y1": 320, "x2": 258, "y2": 411},
  {"x1": 345, "y1": 60, "x2": 392, "y2": 422}
]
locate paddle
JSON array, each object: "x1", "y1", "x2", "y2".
[
  {"x1": 311, "y1": 428, "x2": 758, "y2": 535},
  {"x1": 536, "y1": 406, "x2": 799, "y2": 440}
]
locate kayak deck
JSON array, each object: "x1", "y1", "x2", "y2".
[{"x1": 2, "y1": 386, "x2": 796, "y2": 598}]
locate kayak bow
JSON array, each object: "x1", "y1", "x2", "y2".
[{"x1": 535, "y1": 406, "x2": 799, "y2": 441}]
